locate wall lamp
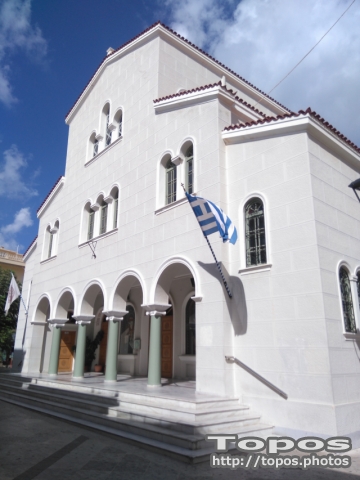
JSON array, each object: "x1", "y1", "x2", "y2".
[{"x1": 349, "y1": 178, "x2": 360, "y2": 203}]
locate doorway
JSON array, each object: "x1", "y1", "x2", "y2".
[{"x1": 58, "y1": 330, "x2": 76, "y2": 372}]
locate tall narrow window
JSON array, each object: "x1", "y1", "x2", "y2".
[
  {"x1": 185, "y1": 145, "x2": 193, "y2": 194},
  {"x1": 105, "y1": 112, "x2": 111, "y2": 146},
  {"x1": 100, "y1": 201, "x2": 108, "y2": 235},
  {"x1": 88, "y1": 210, "x2": 95, "y2": 240},
  {"x1": 113, "y1": 191, "x2": 119, "y2": 228},
  {"x1": 119, "y1": 306, "x2": 135, "y2": 354},
  {"x1": 339, "y1": 267, "x2": 357, "y2": 333},
  {"x1": 48, "y1": 232, "x2": 54, "y2": 258},
  {"x1": 93, "y1": 138, "x2": 99, "y2": 157},
  {"x1": 118, "y1": 113, "x2": 122, "y2": 137},
  {"x1": 185, "y1": 298, "x2": 196, "y2": 355},
  {"x1": 245, "y1": 198, "x2": 267, "y2": 266},
  {"x1": 166, "y1": 159, "x2": 177, "y2": 204},
  {"x1": 357, "y1": 272, "x2": 360, "y2": 311}
]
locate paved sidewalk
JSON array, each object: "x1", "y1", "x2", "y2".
[{"x1": 1, "y1": 400, "x2": 360, "y2": 480}]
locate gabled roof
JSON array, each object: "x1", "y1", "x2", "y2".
[
  {"x1": 65, "y1": 22, "x2": 290, "y2": 123},
  {"x1": 37, "y1": 176, "x2": 65, "y2": 217},
  {"x1": 223, "y1": 107, "x2": 360, "y2": 155},
  {"x1": 23, "y1": 236, "x2": 37, "y2": 260}
]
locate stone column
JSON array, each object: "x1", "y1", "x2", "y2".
[
  {"x1": 142, "y1": 304, "x2": 170, "y2": 387},
  {"x1": 47, "y1": 318, "x2": 68, "y2": 375},
  {"x1": 103, "y1": 310, "x2": 127, "y2": 382},
  {"x1": 72, "y1": 315, "x2": 94, "y2": 378}
]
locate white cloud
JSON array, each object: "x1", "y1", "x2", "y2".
[
  {"x1": 0, "y1": 207, "x2": 32, "y2": 250},
  {"x1": 0, "y1": 0, "x2": 47, "y2": 106},
  {"x1": 163, "y1": 0, "x2": 360, "y2": 146},
  {"x1": 0, "y1": 144, "x2": 38, "y2": 198}
]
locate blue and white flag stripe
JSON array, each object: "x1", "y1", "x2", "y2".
[{"x1": 186, "y1": 192, "x2": 238, "y2": 245}]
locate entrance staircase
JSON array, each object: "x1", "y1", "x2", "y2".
[{"x1": 0, "y1": 373, "x2": 272, "y2": 463}]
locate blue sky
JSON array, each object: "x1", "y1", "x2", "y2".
[{"x1": 1, "y1": 0, "x2": 359, "y2": 253}]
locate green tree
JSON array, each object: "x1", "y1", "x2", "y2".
[{"x1": 0, "y1": 267, "x2": 21, "y2": 364}]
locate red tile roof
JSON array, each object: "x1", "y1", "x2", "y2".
[
  {"x1": 223, "y1": 108, "x2": 360, "y2": 154},
  {"x1": 65, "y1": 22, "x2": 290, "y2": 121},
  {"x1": 23, "y1": 236, "x2": 37, "y2": 257},
  {"x1": 153, "y1": 81, "x2": 268, "y2": 117},
  {"x1": 37, "y1": 176, "x2": 64, "y2": 214}
]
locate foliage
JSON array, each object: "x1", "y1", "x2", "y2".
[
  {"x1": 0, "y1": 267, "x2": 21, "y2": 361},
  {"x1": 85, "y1": 329, "x2": 104, "y2": 368}
]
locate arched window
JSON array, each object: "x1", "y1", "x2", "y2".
[
  {"x1": 185, "y1": 145, "x2": 193, "y2": 194},
  {"x1": 44, "y1": 220, "x2": 59, "y2": 260},
  {"x1": 99, "y1": 200, "x2": 108, "y2": 235},
  {"x1": 48, "y1": 230, "x2": 54, "y2": 258},
  {"x1": 89, "y1": 132, "x2": 99, "y2": 159},
  {"x1": 119, "y1": 305, "x2": 135, "y2": 354},
  {"x1": 114, "y1": 109, "x2": 123, "y2": 138},
  {"x1": 103, "y1": 103, "x2": 112, "y2": 147},
  {"x1": 113, "y1": 189, "x2": 119, "y2": 228},
  {"x1": 357, "y1": 271, "x2": 360, "y2": 311},
  {"x1": 339, "y1": 267, "x2": 356, "y2": 333},
  {"x1": 245, "y1": 198, "x2": 266, "y2": 266},
  {"x1": 166, "y1": 158, "x2": 177, "y2": 204},
  {"x1": 185, "y1": 298, "x2": 196, "y2": 355},
  {"x1": 88, "y1": 209, "x2": 95, "y2": 240}
]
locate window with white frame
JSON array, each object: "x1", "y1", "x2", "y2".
[
  {"x1": 43, "y1": 220, "x2": 59, "y2": 261},
  {"x1": 185, "y1": 145, "x2": 193, "y2": 194},
  {"x1": 88, "y1": 209, "x2": 95, "y2": 240},
  {"x1": 339, "y1": 266, "x2": 357, "y2": 333},
  {"x1": 112, "y1": 188, "x2": 119, "y2": 228},
  {"x1": 166, "y1": 158, "x2": 177, "y2": 204},
  {"x1": 245, "y1": 198, "x2": 267, "y2": 267},
  {"x1": 114, "y1": 109, "x2": 123, "y2": 138},
  {"x1": 99, "y1": 200, "x2": 108, "y2": 235}
]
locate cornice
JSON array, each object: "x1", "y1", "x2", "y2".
[{"x1": 37, "y1": 177, "x2": 65, "y2": 218}]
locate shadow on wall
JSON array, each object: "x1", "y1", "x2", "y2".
[
  {"x1": 198, "y1": 261, "x2": 247, "y2": 336},
  {"x1": 12, "y1": 348, "x2": 26, "y2": 372}
]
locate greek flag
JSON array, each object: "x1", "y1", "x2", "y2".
[{"x1": 186, "y1": 192, "x2": 237, "y2": 245}]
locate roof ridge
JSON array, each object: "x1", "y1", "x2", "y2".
[
  {"x1": 23, "y1": 236, "x2": 38, "y2": 257},
  {"x1": 37, "y1": 175, "x2": 64, "y2": 214},
  {"x1": 223, "y1": 108, "x2": 360, "y2": 154},
  {"x1": 65, "y1": 21, "x2": 290, "y2": 121}
]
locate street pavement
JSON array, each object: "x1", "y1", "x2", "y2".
[{"x1": 1, "y1": 400, "x2": 360, "y2": 480}]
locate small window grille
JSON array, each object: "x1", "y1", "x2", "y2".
[
  {"x1": 185, "y1": 298, "x2": 196, "y2": 355},
  {"x1": 245, "y1": 199, "x2": 267, "y2": 266},
  {"x1": 48, "y1": 232, "x2": 53, "y2": 258},
  {"x1": 105, "y1": 113, "x2": 111, "y2": 146},
  {"x1": 166, "y1": 159, "x2": 176, "y2": 204},
  {"x1": 185, "y1": 145, "x2": 193, "y2": 194},
  {"x1": 88, "y1": 211, "x2": 94, "y2": 240},
  {"x1": 113, "y1": 196, "x2": 118, "y2": 228},
  {"x1": 100, "y1": 203, "x2": 108, "y2": 234},
  {"x1": 339, "y1": 267, "x2": 357, "y2": 333},
  {"x1": 93, "y1": 139, "x2": 99, "y2": 157}
]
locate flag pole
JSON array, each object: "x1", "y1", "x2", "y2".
[{"x1": 182, "y1": 184, "x2": 232, "y2": 299}]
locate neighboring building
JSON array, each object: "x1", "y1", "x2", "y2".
[
  {"x1": 0, "y1": 247, "x2": 25, "y2": 283},
  {"x1": 13, "y1": 22, "x2": 360, "y2": 446}
]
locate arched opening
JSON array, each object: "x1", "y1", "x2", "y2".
[
  {"x1": 153, "y1": 261, "x2": 197, "y2": 380},
  {"x1": 32, "y1": 296, "x2": 51, "y2": 373},
  {"x1": 54, "y1": 290, "x2": 76, "y2": 373},
  {"x1": 112, "y1": 273, "x2": 145, "y2": 376}
]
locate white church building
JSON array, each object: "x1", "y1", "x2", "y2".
[{"x1": 12, "y1": 22, "x2": 360, "y2": 448}]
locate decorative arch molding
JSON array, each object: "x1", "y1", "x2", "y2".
[
  {"x1": 32, "y1": 293, "x2": 52, "y2": 323},
  {"x1": 177, "y1": 136, "x2": 196, "y2": 195},
  {"x1": 176, "y1": 136, "x2": 196, "y2": 158},
  {"x1": 54, "y1": 287, "x2": 77, "y2": 318},
  {"x1": 337, "y1": 259, "x2": 359, "y2": 336},
  {"x1": 238, "y1": 191, "x2": 271, "y2": 271},
  {"x1": 78, "y1": 278, "x2": 108, "y2": 315},
  {"x1": 150, "y1": 256, "x2": 202, "y2": 304},
  {"x1": 110, "y1": 268, "x2": 146, "y2": 311}
]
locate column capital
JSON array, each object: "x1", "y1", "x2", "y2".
[
  {"x1": 73, "y1": 315, "x2": 95, "y2": 325},
  {"x1": 350, "y1": 275, "x2": 358, "y2": 283},
  {"x1": 48, "y1": 318, "x2": 68, "y2": 328},
  {"x1": 142, "y1": 304, "x2": 170, "y2": 317},
  {"x1": 103, "y1": 310, "x2": 127, "y2": 322}
]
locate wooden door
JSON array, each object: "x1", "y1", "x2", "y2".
[
  {"x1": 161, "y1": 316, "x2": 173, "y2": 378},
  {"x1": 98, "y1": 320, "x2": 109, "y2": 367},
  {"x1": 58, "y1": 330, "x2": 76, "y2": 372}
]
